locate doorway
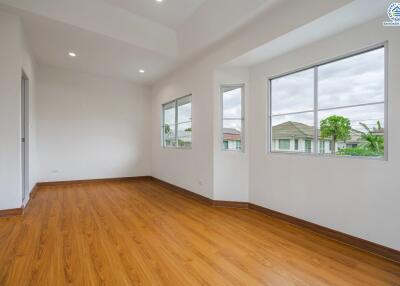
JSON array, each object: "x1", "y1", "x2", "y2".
[{"x1": 21, "y1": 71, "x2": 29, "y2": 204}]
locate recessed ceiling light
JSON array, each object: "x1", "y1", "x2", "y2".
[
  {"x1": 156, "y1": 0, "x2": 163, "y2": 2},
  {"x1": 139, "y1": 69, "x2": 145, "y2": 73},
  {"x1": 68, "y1": 52, "x2": 77, "y2": 57}
]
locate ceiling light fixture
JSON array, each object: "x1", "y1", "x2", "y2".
[
  {"x1": 68, "y1": 52, "x2": 77, "y2": 57},
  {"x1": 156, "y1": 0, "x2": 163, "y2": 2},
  {"x1": 139, "y1": 69, "x2": 145, "y2": 73}
]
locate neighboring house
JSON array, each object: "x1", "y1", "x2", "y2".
[
  {"x1": 223, "y1": 128, "x2": 241, "y2": 150},
  {"x1": 272, "y1": 121, "x2": 363, "y2": 153}
]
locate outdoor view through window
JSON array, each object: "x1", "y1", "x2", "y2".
[
  {"x1": 162, "y1": 95, "x2": 192, "y2": 148},
  {"x1": 222, "y1": 85, "x2": 244, "y2": 151},
  {"x1": 270, "y1": 46, "x2": 385, "y2": 158}
]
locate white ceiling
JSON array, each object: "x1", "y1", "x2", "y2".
[
  {"x1": 224, "y1": 0, "x2": 389, "y2": 68},
  {"x1": 20, "y1": 11, "x2": 176, "y2": 84},
  {"x1": 0, "y1": 0, "x2": 380, "y2": 85},
  {"x1": 103, "y1": 0, "x2": 207, "y2": 29},
  {"x1": 0, "y1": 0, "x2": 281, "y2": 84}
]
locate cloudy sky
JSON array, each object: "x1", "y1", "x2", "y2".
[
  {"x1": 222, "y1": 87, "x2": 242, "y2": 132},
  {"x1": 163, "y1": 97, "x2": 192, "y2": 139},
  {"x1": 271, "y1": 47, "x2": 385, "y2": 131}
]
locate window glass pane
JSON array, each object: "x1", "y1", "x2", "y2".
[
  {"x1": 222, "y1": 87, "x2": 242, "y2": 119},
  {"x1": 223, "y1": 119, "x2": 242, "y2": 151},
  {"x1": 162, "y1": 96, "x2": 192, "y2": 149},
  {"x1": 163, "y1": 102, "x2": 175, "y2": 125},
  {"x1": 271, "y1": 112, "x2": 314, "y2": 152},
  {"x1": 163, "y1": 124, "x2": 176, "y2": 147},
  {"x1": 271, "y1": 68, "x2": 314, "y2": 115},
  {"x1": 177, "y1": 96, "x2": 192, "y2": 123},
  {"x1": 318, "y1": 103, "x2": 384, "y2": 157},
  {"x1": 318, "y1": 48, "x2": 384, "y2": 108},
  {"x1": 162, "y1": 102, "x2": 176, "y2": 147},
  {"x1": 177, "y1": 122, "x2": 192, "y2": 148}
]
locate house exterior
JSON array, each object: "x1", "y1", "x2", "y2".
[
  {"x1": 271, "y1": 121, "x2": 363, "y2": 153},
  {"x1": 223, "y1": 128, "x2": 241, "y2": 150}
]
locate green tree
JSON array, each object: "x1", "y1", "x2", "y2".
[
  {"x1": 320, "y1": 115, "x2": 351, "y2": 155},
  {"x1": 359, "y1": 121, "x2": 384, "y2": 153},
  {"x1": 164, "y1": 124, "x2": 171, "y2": 135}
]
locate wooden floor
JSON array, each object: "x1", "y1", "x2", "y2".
[{"x1": 0, "y1": 180, "x2": 399, "y2": 286}]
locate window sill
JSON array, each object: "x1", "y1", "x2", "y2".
[
  {"x1": 162, "y1": 146, "x2": 192, "y2": 150},
  {"x1": 268, "y1": 151, "x2": 387, "y2": 161}
]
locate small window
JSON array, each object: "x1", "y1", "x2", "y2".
[
  {"x1": 305, "y1": 140, "x2": 312, "y2": 153},
  {"x1": 221, "y1": 85, "x2": 244, "y2": 151},
  {"x1": 162, "y1": 95, "x2": 192, "y2": 149},
  {"x1": 269, "y1": 45, "x2": 386, "y2": 159},
  {"x1": 279, "y1": 139, "x2": 290, "y2": 150}
]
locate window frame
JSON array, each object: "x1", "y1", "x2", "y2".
[
  {"x1": 161, "y1": 94, "x2": 192, "y2": 150},
  {"x1": 220, "y1": 84, "x2": 245, "y2": 152},
  {"x1": 267, "y1": 42, "x2": 388, "y2": 160}
]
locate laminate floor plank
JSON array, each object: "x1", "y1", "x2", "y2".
[{"x1": 0, "y1": 180, "x2": 399, "y2": 286}]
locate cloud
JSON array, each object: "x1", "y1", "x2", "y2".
[{"x1": 271, "y1": 47, "x2": 385, "y2": 131}]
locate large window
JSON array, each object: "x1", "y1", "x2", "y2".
[
  {"x1": 221, "y1": 85, "x2": 244, "y2": 151},
  {"x1": 269, "y1": 45, "x2": 386, "y2": 159},
  {"x1": 162, "y1": 95, "x2": 192, "y2": 148}
]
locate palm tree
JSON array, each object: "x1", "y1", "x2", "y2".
[{"x1": 359, "y1": 121, "x2": 384, "y2": 152}]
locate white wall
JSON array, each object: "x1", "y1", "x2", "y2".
[
  {"x1": 213, "y1": 68, "x2": 249, "y2": 202},
  {"x1": 150, "y1": 61, "x2": 214, "y2": 199},
  {"x1": 150, "y1": 0, "x2": 349, "y2": 200},
  {"x1": 249, "y1": 17, "x2": 400, "y2": 250},
  {"x1": 0, "y1": 11, "x2": 37, "y2": 210},
  {"x1": 150, "y1": 7, "x2": 400, "y2": 250},
  {"x1": 36, "y1": 66, "x2": 151, "y2": 182}
]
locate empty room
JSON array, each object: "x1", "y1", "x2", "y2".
[{"x1": 1, "y1": 0, "x2": 400, "y2": 285}]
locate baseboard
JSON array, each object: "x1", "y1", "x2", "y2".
[
  {"x1": 213, "y1": 200, "x2": 249, "y2": 209},
  {"x1": 150, "y1": 177, "x2": 400, "y2": 264},
  {"x1": 23, "y1": 184, "x2": 39, "y2": 212},
  {"x1": 248, "y1": 203, "x2": 400, "y2": 264},
  {"x1": 37, "y1": 176, "x2": 152, "y2": 187},
  {"x1": 151, "y1": 177, "x2": 213, "y2": 205},
  {"x1": 0, "y1": 208, "x2": 23, "y2": 218}
]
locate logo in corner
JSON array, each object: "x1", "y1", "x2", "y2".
[{"x1": 383, "y1": 3, "x2": 400, "y2": 26}]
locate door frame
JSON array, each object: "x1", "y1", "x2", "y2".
[{"x1": 21, "y1": 70, "x2": 29, "y2": 205}]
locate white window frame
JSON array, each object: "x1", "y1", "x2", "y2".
[
  {"x1": 221, "y1": 84, "x2": 245, "y2": 152},
  {"x1": 267, "y1": 42, "x2": 388, "y2": 160},
  {"x1": 161, "y1": 94, "x2": 192, "y2": 149}
]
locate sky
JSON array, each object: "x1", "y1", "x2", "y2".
[
  {"x1": 163, "y1": 97, "x2": 192, "y2": 140},
  {"x1": 223, "y1": 87, "x2": 242, "y2": 132},
  {"x1": 271, "y1": 47, "x2": 385, "y2": 131}
]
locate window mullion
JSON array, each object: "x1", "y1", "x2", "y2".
[{"x1": 314, "y1": 67, "x2": 319, "y2": 155}]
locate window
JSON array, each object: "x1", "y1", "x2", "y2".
[
  {"x1": 162, "y1": 95, "x2": 192, "y2": 148},
  {"x1": 305, "y1": 140, "x2": 312, "y2": 153},
  {"x1": 221, "y1": 85, "x2": 244, "y2": 151},
  {"x1": 279, "y1": 139, "x2": 290, "y2": 150},
  {"x1": 269, "y1": 45, "x2": 386, "y2": 159}
]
